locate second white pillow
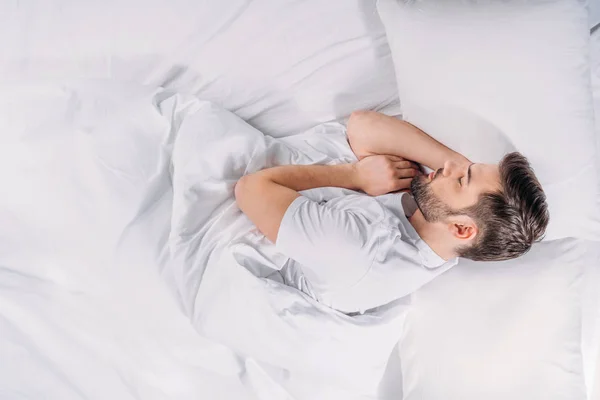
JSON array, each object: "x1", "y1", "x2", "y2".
[{"x1": 377, "y1": 0, "x2": 599, "y2": 241}]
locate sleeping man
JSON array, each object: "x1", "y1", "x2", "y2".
[{"x1": 234, "y1": 111, "x2": 549, "y2": 313}]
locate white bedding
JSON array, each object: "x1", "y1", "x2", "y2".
[
  {"x1": 1, "y1": 79, "x2": 598, "y2": 400},
  {"x1": 1, "y1": 2, "x2": 599, "y2": 400},
  {"x1": 375, "y1": 0, "x2": 600, "y2": 398},
  {"x1": 0, "y1": 81, "x2": 410, "y2": 399},
  {"x1": 0, "y1": 83, "x2": 256, "y2": 400},
  {"x1": 0, "y1": 0, "x2": 400, "y2": 137},
  {"x1": 168, "y1": 99, "x2": 415, "y2": 395}
]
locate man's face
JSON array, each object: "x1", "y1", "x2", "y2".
[{"x1": 411, "y1": 160, "x2": 501, "y2": 222}]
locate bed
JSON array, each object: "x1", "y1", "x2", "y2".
[{"x1": 0, "y1": 1, "x2": 599, "y2": 399}]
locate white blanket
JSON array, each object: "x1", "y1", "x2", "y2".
[
  {"x1": 167, "y1": 100, "x2": 409, "y2": 395},
  {"x1": 0, "y1": 82, "x2": 259, "y2": 400},
  {"x1": 0, "y1": 81, "x2": 406, "y2": 399}
]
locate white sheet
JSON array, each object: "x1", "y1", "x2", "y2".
[
  {"x1": 0, "y1": 81, "x2": 410, "y2": 400},
  {"x1": 0, "y1": 0, "x2": 400, "y2": 137},
  {"x1": 0, "y1": 82, "x2": 259, "y2": 400}
]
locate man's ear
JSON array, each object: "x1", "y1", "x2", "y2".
[{"x1": 448, "y1": 215, "x2": 478, "y2": 242}]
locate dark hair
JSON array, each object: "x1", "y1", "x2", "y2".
[{"x1": 457, "y1": 152, "x2": 549, "y2": 262}]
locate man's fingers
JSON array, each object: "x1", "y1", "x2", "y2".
[
  {"x1": 395, "y1": 168, "x2": 419, "y2": 179},
  {"x1": 394, "y1": 160, "x2": 411, "y2": 169},
  {"x1": 385, "y1": 155, "x2": 406, "y2": 162},
  {"x1": 394, "y1": 160, "x2": 422, "y2": 172}
]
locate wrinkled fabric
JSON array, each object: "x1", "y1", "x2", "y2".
[
  {"x1": 0, "y1": 81, "x2": 404, "y2": 399},
  {"x1": 167, "y1": 100, "x2": 410, "y2": 395}
]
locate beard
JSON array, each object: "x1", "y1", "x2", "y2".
[{"x1": 410, "y1": 175, "x2": 453, "y2": 223}]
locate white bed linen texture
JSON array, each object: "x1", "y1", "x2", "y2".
[
  {"x1": 0, "y1": 82, "x2": 257, "y2": 400},
  {"x1": 168, "y1": 98, "x2": 413, "y2": 395},
  {"x1": 0, "y1": 0, "x2": 400, "y2": 137},
  {"x1": 1, "y1": 2, "x2": 599, "y2": 400},
  {"x1": 1, "y1": 78, "x2": 598, "y2": 400},
  {"x1": 0, "y1": 81, "x2": 415, "y2": 399}
]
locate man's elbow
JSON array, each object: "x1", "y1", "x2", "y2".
[
  {"x1": 348, "y1": 110, "x2": 371, "y2": 129},
  {"x1": 347, "y1": 110, "x2": 379, "y2": 155},
  {"x1": 234, "y1": 175, "x2": 252, "y2": 208},
  {"x1": 235, "y1": 173, "x2": 269, "y2": 210},
  {"x1": 348, "y1": 110, "x2": 379, "y2": 138}
]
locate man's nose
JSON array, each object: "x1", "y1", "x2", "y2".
[{"x1": 442, "y1": 160, "x2": 458, "y2": 177}]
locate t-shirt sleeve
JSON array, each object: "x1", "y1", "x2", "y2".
[{"x1": 275, "y1": 196, "x2": 378, "y2": 289}]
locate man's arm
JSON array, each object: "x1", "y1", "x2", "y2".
[
  {"x1": 347, "y1": 110, "x2": 469, "y2": 171},
  {"x1": 235, "y1": 156, "x2": 414, "y2": 243}
]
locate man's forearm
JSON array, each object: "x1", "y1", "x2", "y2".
[
  {"x1": 252, "y1": 163, "x2": 359, "y2": 192},
  {"x1": 234, "y1": 164, "x2": 359, "y2": 243},
  {"x1": 235, "y1": 157, "x2": 417, "y2": 242},
  {"x1": 347, "y1": 111, "x2": 468, "y2": 171}
]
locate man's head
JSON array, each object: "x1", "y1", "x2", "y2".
[{"x1": 410, "y1": 152, "x2": 549, "y2": 262}]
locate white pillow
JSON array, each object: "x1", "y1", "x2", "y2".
[
  {"x1": 397, "y1": 238, "x2": 592, "y2": 400},
  {"x1": 377, "y1": 0, "x2": 600, "y2": 241},
  {"x1": 0, "y1": 0, "x2": 400, "y2": 136}
]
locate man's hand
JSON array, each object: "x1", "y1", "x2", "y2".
[{"x1": 354, "y1": 155, "x2": 422, "y2": 196}]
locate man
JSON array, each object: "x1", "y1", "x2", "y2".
[{"x1": 235, "y1": 111, "x2": 549, "y2": 313}]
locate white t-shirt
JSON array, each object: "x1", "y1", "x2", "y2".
[{"x1": 276, "y1": 192, "x2": 458, "y2": 313}]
